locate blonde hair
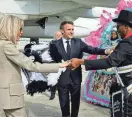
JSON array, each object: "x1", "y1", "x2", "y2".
[{"x1": 0, "y1": 15, "x2": 24, "y2": 44}]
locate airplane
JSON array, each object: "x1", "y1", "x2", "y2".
[{"x1": 0, "y1": 0, "x2": 119, "y2": 38}]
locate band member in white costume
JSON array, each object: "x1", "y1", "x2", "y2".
[{"x1": 22, "y1": 41, "x2": 66, "y2": 96}]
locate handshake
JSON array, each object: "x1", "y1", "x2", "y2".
[
  {"x1": 59, "y1": 58, "x2": 84, "y2": 70},
  {"x1": 59, "y1": 48, "x2": 114, "y2": 69}
]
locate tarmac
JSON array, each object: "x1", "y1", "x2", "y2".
[{"x1": 24, "y1": 66, "x2": 110, "y2": 117}]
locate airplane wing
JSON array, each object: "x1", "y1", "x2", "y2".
[
  {"x1": 0, "y1": 0, "x2": 118, "y2": 20},
  {"x1": 0, "y1": 0, "x2": 118, "y2": 38}
]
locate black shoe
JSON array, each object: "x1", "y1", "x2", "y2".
[{"x1": 49, "y1": 93, "x2": 55, "y2": 100}]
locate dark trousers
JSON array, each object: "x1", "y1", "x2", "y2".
[
  {"x1": 50, "y1": 85, "x2": 57, "y2": 94},
  {"x1": 58, "y1": 81, "x2": 81, "y2": 117}
]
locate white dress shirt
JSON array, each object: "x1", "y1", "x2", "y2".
[{"x1": 62, "y1": 38, "x2": 71, "y2": 52}]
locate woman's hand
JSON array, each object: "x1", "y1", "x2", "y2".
[
  {"x1": 59, "y1": 61, "x2": 71, "y2": 68},
  {"x1": 70, "y1": 58, "x2": 84, "y2": 70}
]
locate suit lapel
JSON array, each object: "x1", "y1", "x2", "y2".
[
  {"x1": 70, "y1": 38, "x2": 75, "y2": 58},
  {"x1": 58, "y1": 39, "x2": 68, "y2": 60}
]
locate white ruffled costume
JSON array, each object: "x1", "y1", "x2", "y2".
[{"x1": 21, "y1": 42, "x2": 66, "y2": 95}]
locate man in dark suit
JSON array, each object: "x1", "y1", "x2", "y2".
[
  {"x1": 70, "y1": 10, "x2": 132, "y2": 117},
  {"x1": 52, "y1": 21, "x2": 110, "y2": 117}
]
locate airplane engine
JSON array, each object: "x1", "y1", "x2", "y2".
[
  {"x1": 22, "y1": 17, "x2": 99, "y2": 38},
  {"x1": 22, "y1": 23, "x2": 91, "y2": 38}
]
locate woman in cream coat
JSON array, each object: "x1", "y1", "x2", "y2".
[{"x1": 0, "y1": 15, "x2": 69, "y2": 117}]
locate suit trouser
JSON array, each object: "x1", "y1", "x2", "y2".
[
  {"x1": 50, "y1": 85, "x2": 57, "y2": 95},
  {"x1": 2, "y1": 107, "x2": 27, "y2": 117},
  {"x1": 58, "y1": 83, "x2": 81, "y2": 117}
]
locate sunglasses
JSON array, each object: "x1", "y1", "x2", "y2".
[{"x1": 20, "y1": 27, "x2": 23, "y2": 32}]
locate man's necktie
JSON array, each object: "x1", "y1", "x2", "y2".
[{"x1": 66, "y1": 40, "x2": 71, "y2": 59}]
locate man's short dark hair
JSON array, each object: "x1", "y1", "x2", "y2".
[{"x1": 60, "y1": 21, "x2": 74, "y2": 30}]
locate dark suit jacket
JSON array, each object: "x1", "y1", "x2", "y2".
[
  {"x1": 52, "y1": 38, "x2": 105, "y2": 86},
  {"x1": 84, "y1": 36, "x2": 132, "y2": 86},
  {"x1": 84, "y1": 36, "x2": 132, "y2": 70}
]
